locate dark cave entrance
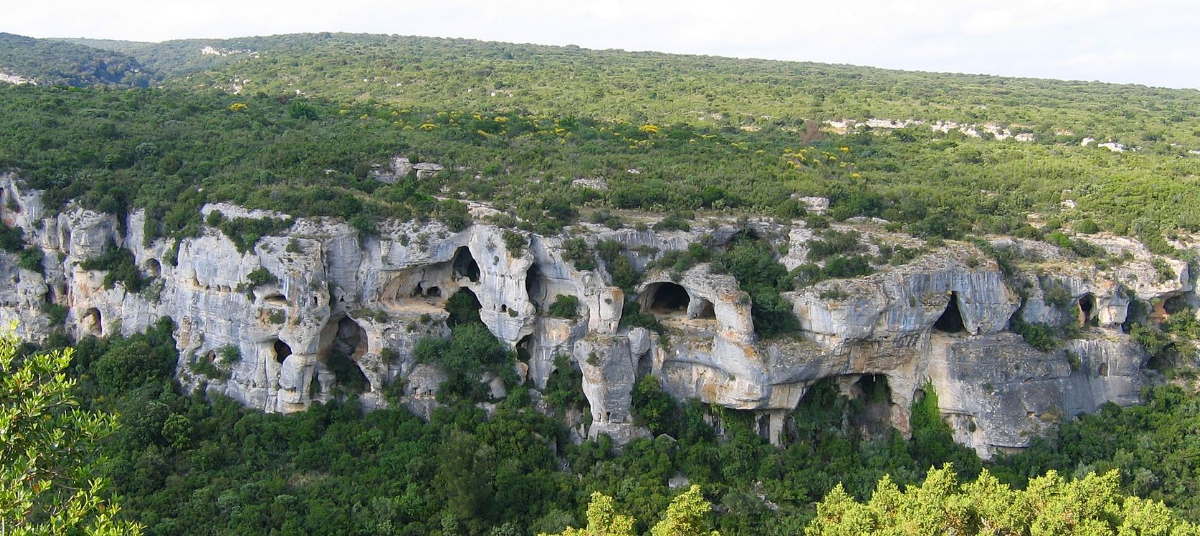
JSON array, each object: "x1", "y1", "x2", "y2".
[
  {"x1": 933, "y1": 292, "x2": 965, "y2": 333},
  {"x1": 332, "y1": 317, "x2": 368, "y2": 359},
  {"x1": 516, "y1": 334, "x2": 533, "y2": 361},
  {"x1": 846, "y1": 374, "x2": 894, "y2": 439},
  {"x1": 1164, "y1": 295, "x2": 1188, "y2": 315},
  {"x1": 321, "y1": 317, "x2": 370, "y2": 394},
  {"x1": 690, "y1": 297, "x2": 716, "y2": 320},
  {"x1": 452, "y1": 246, "x2": 480, "y2": 283},
  {"x1": 526, "y1": 263, "x2": 547, "y2": 311},
  {"x1": 1078, "y1": 293, "x2": 1096, "y2": 326},
  {"x1": 641, "y1": 282, "x2": 690, "y2": 316},
  {"x1": 273, "y1": 340, "x2": 292, "y2": 364}
]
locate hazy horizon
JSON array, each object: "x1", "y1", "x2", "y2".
[{"x1": 6, "y1": 0, "x2": 1200, "y2": 90}]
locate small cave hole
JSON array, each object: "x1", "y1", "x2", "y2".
[
  {"x1": 1079, "y1": 293, "x2": 1095, "y2": 318},
  {"x1": 516, "y1": 334, "x2": 532, "y2": 361},
  {"x1": 500, "y1": 304, "x2": 508, "y2": 313},
  {"x1": 264, "y1": 293, "x2": 287, "y2": 305},
  {"x1": 82, "y1": 308, "x2": 103, "y2": 335},
  {"x1": 411, "y1": 282, "x2": 424, "y2": 298},
  {"x1": 452, "y1": 246, "x2": 481, "y2": 283},
  {"x1": 689, "y1": 297, "x2": 716, "y2": 320},
  {"x1": 642, "y1": 282, "x2": 690, "y2": 316},
  {"x1": 933, "y1": 292, "x2": 965, "y2": 333},
  {"x1": 1163, "y1": 295, "x2": 1188, "y2": 316},
  {"x1": 273, "y1": 340, "x2": 292, "y2": 364},
  {"x1": 425, "y1": 286, "x2": 441, "y2": 298},
  {"x1": 1099, "y1": 363, "x2": 1109, "y2": 376},
  {"x1": 144, "y1": 258, "x2": 161, "y2": 278}
]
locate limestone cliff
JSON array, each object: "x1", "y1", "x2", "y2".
[{"x1": 1, "y1": 173, "x2": 1195, "y2": 458}]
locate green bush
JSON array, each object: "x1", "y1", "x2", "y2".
[
  {"x1": 547, "y1": 294, "x2": 580, "y2": 318},
  {"x1": 79, "y1": 245, "x2": 146, "y2": 292},
  {"x1": 17, "y1": 246, "x2": 44, "y2": 273},
  {"x1": 562, "y1": 238, "x2": 596, "y2": 271}
]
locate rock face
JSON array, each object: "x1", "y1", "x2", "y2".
[{"x1": 1, "y1": 173, "x2": 1193, "y2": 458}]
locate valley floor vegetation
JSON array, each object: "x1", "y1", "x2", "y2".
[{"x1": 3, "y1": 317, "x2": 1193, "y2": 536}]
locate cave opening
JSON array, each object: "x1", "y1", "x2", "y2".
[
  {"x1": 82, "y1": 308, "x2": 103, "y2": 336},
  {"x1": 516, "y1": 334, "x2": 533, "y2": 361},
  {"x1": 425, "y1": 286, "x2": 441, "y2": 298},
  {"x1": 452, "y1": 246, "x2": 481, "y2": 283},
  {"x1": 1078, "y1": 293, "x2": 1095, "y2": 326},
  {"x1": 690, "y1": 297, "x2": 716, "y2": 320},
  {"x1": 332, "y1": 317, "x2": 368, "y2": 359},
  {"x1": 144, "y1": 258, "x2": 161, "y2": 278},
  {"x1": 1164, "y1": 295, "x2": 1188, "y2": 316},
  {"x1": 318, "y1": 316, "x2": 371, "y2": 394},
  {"x1": 849, "y1": 374, "x2": 894, "y2": 438},
  {"x1": 642, "y1": 282, "x2": 690, "y2": 316},
  {"x1": 446, "y1": 287, "x2": 483, "y2": 327},
  {"x1": 933, "y1": 292, "x2": 965, "y2": 333},
  {"x1": 526, "y1": 263, "x2": 547, "y2": 311},
  {"x1": 273, "y1": 340, "x2": 292, "y2": 364}
]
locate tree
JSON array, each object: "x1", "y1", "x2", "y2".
[
  {"x1": 542, "y1": 486, "x2": 719, "y2": 536},
  {"x1": 540, "y1": 492, "x2": 635, "y2": 536},
  {"x1": 0, "y1": 327, "x2": 141, "y2": 535},
  {"x1": 651, "y1": 485, "x2": 720, "y2": 536},
  {"x1": 805, "y1": 465, "x2": 1200, "y2": 536}
]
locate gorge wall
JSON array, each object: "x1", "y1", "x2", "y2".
[{"x1": 1, "y1": 173, "x2": 1196, "y2": 458}]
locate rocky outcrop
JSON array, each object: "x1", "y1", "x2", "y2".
[{"x1": 1, "y1": 172, "x2": 1193, "y2": 458}]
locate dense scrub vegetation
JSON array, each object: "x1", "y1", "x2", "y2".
[
  {"x1": 2, "y1": 33, "x2": 1200, "y2": 250},
  {"x1": 43, "y1": 320, "x2": 1200, "y2": 535}
]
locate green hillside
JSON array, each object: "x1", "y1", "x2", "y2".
[
  {"x1": 1, "y1": 33, "x2": 1198, "y2": 250},
  {"x1": 0, "y1": 32, "x2": 150, "y2": 86}
]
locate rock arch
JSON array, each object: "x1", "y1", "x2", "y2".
[
  {"x1": 933, "y1": 292, "x2": 965, "y2": 333},
  {"x1": 144, "y1": 258, "x2": 161, "y2": 278},
  {"x1": 689, "y1": 296, "x2": 716, "y2": 320}
]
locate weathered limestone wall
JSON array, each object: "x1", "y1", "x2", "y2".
[{"x1": 1, "y1": 172, "x2": 1194, "y2": 457}]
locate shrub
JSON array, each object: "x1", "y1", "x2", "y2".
[
  {"x1": 547, "y1": 294, "x2": 580, "y2": 318},
  {"x1": 502, "y1": 230, "x2": 528, "y2": 256},
  {"x1": 0, "y1": 222, "x2": 24, "y2": 252},
  {"x1": 17, "y1": 246, "x2": 44, "y2": 273},
  {"x1": 79, "y1": 245, "x2": 146, "y2": 292},
  {"x1": 1012, "y1": 320, "x2": 1058, "y2": 351},
  {"x1": 562, "y1": 238, "x2": 596, "y2": 271},
  {"x1": 218, "y1": 345, "x2": 241, "y2": 366}
]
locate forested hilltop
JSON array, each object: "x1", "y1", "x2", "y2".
[{"x1": 2, "y1": 32, "x2": 1200, "y2": 536}]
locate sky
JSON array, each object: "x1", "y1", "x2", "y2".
[{"x1": 7, "y1": 0, "x2": 1200, "y2": 89}]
